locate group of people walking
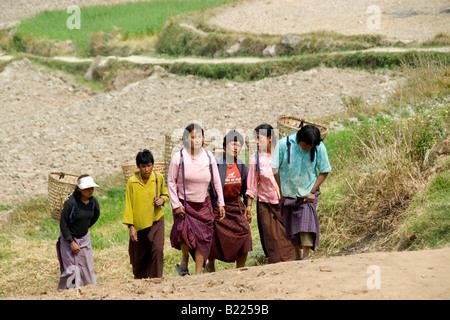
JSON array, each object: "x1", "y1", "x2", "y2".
[{"x1": 56, "y1": 122, "x2": 331, "y2": 289}]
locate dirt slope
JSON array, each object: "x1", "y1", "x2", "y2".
[
  {"x1": 0, "y1": 58, "x2": 404, "y2": 206},
  {"x1": 12, "y1": 245, "x2": 450, "y2": 300}
]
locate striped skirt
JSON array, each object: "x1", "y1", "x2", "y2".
[
  {"x1": 257, "y1": 201, "x2": 295, "y2": 263},
  {"x1": 170, "y1": 196, "x2": 214, "y2": 263},
  {"x1": 281, "y1": 190, "x2": 321, "y2": 250},
  {"x1": 209, "y1": 197, "x2": 252, "y2": 263}
]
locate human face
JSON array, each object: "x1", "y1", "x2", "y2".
[
  {"x1": 188, "y1": 129, "x2": 204, "y2": 153},
  {"x1": 138, "y1": 163, "x2": 153, "y2": 180},
  {"x1": 80, "y1": 187, "x2": 94, "y2": 201},
  {"x1": 256, "y1": 133, "x2": 271, "y2": 152},
  {"x1": 225, "y1": 141, "x2": 242, "y2": 160},
  {"x1": 299, "y1": 141, "x2": 314, "y2": 151}
]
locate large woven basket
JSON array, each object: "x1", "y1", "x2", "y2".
[
  {"x1": 277, "y1": 115, "x2": 329, "y2": 139},
  {"x1": 164, "y1": 133, "x2": 183, "y2": 180},
  {"x1": 122, "y1": 161, "x2": 165, "y2": 182},
  {"x1": 48, "y1": 172, "x2": 78, "y2": 221}
]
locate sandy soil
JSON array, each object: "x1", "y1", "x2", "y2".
[
  {"x1": 208, "y1": 0, "x2": 450, "y2": 43},
  {"x1": 12, "y1": 245, "x2": 450, "y2": 300},
  {"x1": 0, "y1": 58, "x2": 404, "y2": 206}
]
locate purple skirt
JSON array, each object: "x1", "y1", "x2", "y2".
[
  {"x1": 170, "y1": 196, "x2": 214, "y2": 262},
  {"x1": 281, "y1": 190, "x2": 321, "y2": 250},
  {"x1": 56, "y1": 232, "x2": 96, "y2": 290}
]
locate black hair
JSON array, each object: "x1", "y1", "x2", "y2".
[
  {"x1": 296, "y1": 125, "x2": 322, "y2": 162},
  {"x1": 254, "y1": 123, "x2": 277, "y2": 143},
  {"x1": 223, "y1": 129, "x2": 244, "y2": 149},
  {"x1": 136, "y1": 149, "x2": 154, "y2": 166},
  {"x1": 182, "y1": 123, "x2": 204, "y2": 148},
  {"x1": 254, "y1": 124, "x2": 277, "y2": 173}
]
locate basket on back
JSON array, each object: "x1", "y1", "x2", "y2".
[
  {"x1": 277, "y1": 115, "x2": 329, "y2": 139},
  {"x1": 122, "y1": 161, "x2": 165, "y2": 182},
  {"x1": 48, "y1": 172, "x2": 78, "y2": 221}
]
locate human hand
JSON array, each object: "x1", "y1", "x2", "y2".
[
  {"x1": 244, "y1": 206, "x2": 252, "y2": 223},
  {"x1": 129, "y1": 225, "x2": 138, "y2": 242},
  {"x1": 218, "y1": 206, "x2": 225, "y2": 221},
  {"x1": 175, "y1": 206, "x2": 186, "y2": 217},
  {"x1": 154, "y1": 197, "x2": 165, "y2": 207},
  {"x1": 305, "y1": 193, "x2": 315, "y2": 203},
  {"x1": 70, "y1": 241, "x2": 80, "y2": 254}
]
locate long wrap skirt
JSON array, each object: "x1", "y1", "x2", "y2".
[
  {"x1": 170, "y1": 196, "x2": 214, "y2": 263},
  {"x1": 257, "y1": 201, "x2": 295, "y2": 263},
  {"x1": 281, "y1": 190, "x2": 321, "y2": 250},
  {"x1": 209, "y1": 197, "x2": 252, "y2": 262},
  {"x1": 56, "y1": 232, "x2": 96, "y2": 290},
  {"x1": 128, "y1": 217, "x2": 164, "y2": 279}
]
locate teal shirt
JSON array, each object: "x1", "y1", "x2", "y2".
[{"x1": 271, "y1": 133, "x2": 332, "y2": 198}]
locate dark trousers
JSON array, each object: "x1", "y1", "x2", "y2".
[{"x1": 128, "y1": 217, "x2": 164, "y2": 279}]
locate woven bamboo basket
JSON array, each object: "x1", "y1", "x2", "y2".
[
  {"x1": 277, "y1": 115, "x2": 329, "y2": 139},
  {"x1": 164, "y1": 133, "x2": 183, "y2": 180},
  {"x1": 122, "y1": 161, "x2": 165, "y2": 182},
  {"x1": 48, "y1": 172, "x2": 78, "y2": 221}
]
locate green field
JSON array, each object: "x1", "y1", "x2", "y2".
[
  {"x1": 14, "y1": 0, "x2": 236, "y2": 55},
  {"x1": 0, "y1": 0, "x2": 448, "y2": 298}
]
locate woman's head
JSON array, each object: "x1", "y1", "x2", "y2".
[
  {"x1": 136, "y1": 149, "x2": 154, "y2": 179},
  {"x1": 254, "y1": 124, "x2": 276, "y2": 152},
  {"x1": 296, "y1": 125, "x2": 322, "y2": 161},
  {"x1": 223, "y1": 130, "x2": 244, "y2": 159},
  {"x1": 182, "y1": 123, "x2": 204, "y2": 151},
  {"x1": 73, "y1": 174, "x2": 98, "y2": 200}
]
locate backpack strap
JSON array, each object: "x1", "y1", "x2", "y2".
[
  {"x1": 69, "y1": 196, "x2": 77, "y2": 224},
  {"x1": 154, "y1": 170, "x2": 159, "y2": 198},
  {"x1": 286, "y1": 137, "x2": 291, "y2": 164},
  {"x1": 205, "y1": 149, "x2": 217, "y2": 203},
  {"x1": 180, "y1": 149, "x2": 187, "y2": 208},
  {"x1": 256, "y1": 150, "x2": 261, "y2": 174}
]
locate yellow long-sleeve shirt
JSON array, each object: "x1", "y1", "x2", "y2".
[{"x1": 122, "y1": 171, "x2": 169, "y2": 231}]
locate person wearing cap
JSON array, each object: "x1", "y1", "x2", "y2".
[
  {"x1": 122, "y1": 149, "x2": 169, "y2": 279},
  {"x1": 56, "y1": 174, "x2": 100, "y2": 290}
]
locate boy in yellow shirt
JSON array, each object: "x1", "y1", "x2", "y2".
[{"x1": 123, "y1": 149, "x2": 169, "y2": 278}]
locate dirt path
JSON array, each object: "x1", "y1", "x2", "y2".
[
  {"x1": 208, "y1": 0, "x2": 450, "y2": 43},
  {"x1": 1, "y1": 0, "x2": 449, "y2": 301},
  {"x1": 11, "y1": 245, "x2": 450, "y2": 300}
]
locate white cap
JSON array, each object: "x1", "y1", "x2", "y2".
[{"x1": 77, "y1": 176, "x2": 99, "y2": 189}]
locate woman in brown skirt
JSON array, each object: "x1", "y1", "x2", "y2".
[
  {"x1": 246, "y1": 124, "x2": 295, "y2": 263},
  {"x1": 206, "y1": 130, "x2": 252, "y2": 272}
]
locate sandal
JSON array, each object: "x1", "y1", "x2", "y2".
[{"x1": 175, "y1": 263, "x2": 190, "y2": 276}]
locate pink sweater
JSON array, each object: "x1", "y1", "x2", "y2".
[
  {"x1": 246, "y1": 152, "x2": 280, "y2": 204},
  {"x1": 167, "y1": 148, "x2": 225, "y2": 209}
]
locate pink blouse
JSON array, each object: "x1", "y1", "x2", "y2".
[
  {"x1": 167, "y1": 148, "x2": 225, "y2": 209},
  {"x1": 246, "y1": 152, "x2": 280, "y2": 204}
]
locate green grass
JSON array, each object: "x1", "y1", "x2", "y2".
[
  {"x1": 14, "y1": 0, "x2": 237, "y2": 55},
  {"x1": 393, "y1": 165, "x2": 450, "y2": 250}
]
